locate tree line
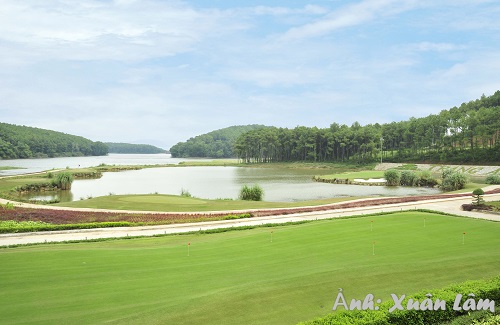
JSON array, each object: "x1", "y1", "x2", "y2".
[
  {"x1": 106, "y1": 142, "x2": 166, "y2": 154},
  {"x1": 234, "y1": 91, "x2": 500, "y2": 164},
  {"x1": 0, "y1": 122, "x2": 108, "y2": 159},
  {"x1": 170, "y1": 124, "x2": 268, "y2": 158}
]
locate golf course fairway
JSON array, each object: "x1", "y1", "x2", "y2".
[{"x1": 1, "y1": 211, "x2": 499, "y2": 324}]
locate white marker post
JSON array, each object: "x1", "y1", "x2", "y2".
[
  {"x1": 271, "y1": 231, "x2": 273, "y2": 243},
  {"x1": 188, "y1": 242, "x2": 190, "y2": 256}
]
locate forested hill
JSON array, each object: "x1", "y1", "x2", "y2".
[
  {"x1": 170, "y1": 125, "x2": 269, "y2": 158},
  {"x1": 234, "y1": 91, "x2": 500, "y2": 164},
  {"x1": 106, "y1": 142, "x2": 167, "y2": 154},
  {"x1": 0, "y1": 122, "x2": 108, "y2": 159}
]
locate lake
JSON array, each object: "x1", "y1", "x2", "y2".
[
  {"x1": 1, "y1": 154, "x2": 441, "y2": 202},
  {"x1": 0, "y1": 153, "x2": 200, "y2": 176}
]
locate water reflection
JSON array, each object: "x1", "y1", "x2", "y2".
[{"x1": 19, "y1": 190, "x2": 74, "y2": 202}]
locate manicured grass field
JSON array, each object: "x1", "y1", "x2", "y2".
[
  {"x1": 54, "y1": 194, "x2": 357, "y2": 212},
  {"x1": 0, "y1": 212, "x2": 498, "y2": 325},
  {"x1": 0, "y1": 175, "x2": 49, "y2": 192}
]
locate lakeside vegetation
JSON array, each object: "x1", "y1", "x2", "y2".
[
  {"x1": 0, "y1": 166, "x2": 24, "y2": 171},
  {"x1": 0, "y1": 212, "x2": 498, "y2": 324},
  {"x1": 105, "y1": 142, "x2": 167, "y2": 154},
  {"x1": 0, "y1": 122, "x2": 108, "y2": 159}
]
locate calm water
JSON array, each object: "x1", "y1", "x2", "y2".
[
  {"x1": 2, "y1": 154, "x2": 441, "y2": 202},
  {"x1": 0, "y1": 153, "x2": 202, "y2": 176}
]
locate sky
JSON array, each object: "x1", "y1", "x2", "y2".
[{"x1": 1, "y1": 0, "x2": 499, "y2": 149}]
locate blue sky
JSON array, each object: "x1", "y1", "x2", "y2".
[{"x1": 1, "y1": 0, "x2": 499, "y2": 149}]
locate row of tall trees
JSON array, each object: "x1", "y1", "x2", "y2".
[
  {"x1": 170, "y1": 125, "x2": 267, "y2": 158},
  {"x1": 0, "y1": 123, "x2": 108, "y2": 159},
  {"x1": 234, "y1": 91, "x2": 500, "y2": 164}
]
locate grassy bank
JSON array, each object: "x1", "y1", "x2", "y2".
[
  {"x1": 54, "y1": 194, "x2": 356, "y2": 212},
  {"x1": 0, "y1": 211, "x2": 498, "y2": 324},
  {"x1": 0, "y1": 166, "x2": 25, "y2": 171},
  {"x1": 315, "y1": 170, "x2": 385, "y2": 180}
]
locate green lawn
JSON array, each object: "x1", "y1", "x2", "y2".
[
  {"x1": 0, "y1": 175, "x2": 49, "y2": 192},
  {"x1": 0, "y1": 212, "x2": 498, "y2": 325},
  {"x1": 54, "y1": 194, "x2": 357, "y2": 212},
  {"x1": 488, "y1": 201, "x2": 500, "y2": 209}
]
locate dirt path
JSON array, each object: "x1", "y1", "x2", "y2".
[{"x1": 1, "y1": 186, "x2": 499, "y2": 246}]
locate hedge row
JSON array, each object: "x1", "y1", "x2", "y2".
[
  {"x1": 0, "y1": 213, "x2": 253, "y2": 233},
  {"x1": 300, "y1": 276, "x2": 499, "y2": 325}
]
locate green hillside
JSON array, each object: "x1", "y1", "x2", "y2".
[
  {"x1": 234, "y1": 91, "x2": 500, "y2": 164},
  {"x1": 0, "y1": 122, "x2": 108, "y2": 159},
  {"x1": 105, "y1": 142, "x2": 166, "y2": 154},
  {"x1": 169, "y1": 124, "x2": 269, "y2": 158}
]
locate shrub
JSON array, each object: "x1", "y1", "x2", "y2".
[
  {"x1": 180, "y1": 188, "x2": 192, "y2": 198},
  {"x1": 485, "y1": 175, "x2": 500, "y2": 185},
  {"x1": 14, "y1": 182, "x2": 58, "y2": 192},
  {"x1": 0, "y1": 220, "x2": 52, "y2": 233},
  {"x1": 239, "y1": 184, "x2": 264, "y2": 201},
  {"x1": 441, "y1": 171, "x2": 468, "y2": 191},
  {"x1": 417, "y1": 170, "x2": 438, "y2": 187},
  {"x1": 0, "y1": 202, "x2": 15, "y2": 210},
  {"x1": 472, "y1": 188, "x2": 485, "y2": 206},
  {"x1": 224, "y1": 213, "x2": 252, "y2": 220},
  {"x1": 442, "y1": 167, "x2": 454, "y2": 180},
  {"x1": 461, "y1": 204, "x2": 474, "y2": 211},
  {"x1": 51, "y1": 172, "x2": 74, "y2": 190},
  {"x1": 384, "y1": 169, "x2": 401, "y2": 186},
  {"x1": 400, "y1": 170, "x2": 418, "y2": 186},
  {"x1": 299, "y1": 276, "x2": 500, "y2": 325},
  {"x1": 472, "y1": 314, "x2": 500, "y2": 325}
]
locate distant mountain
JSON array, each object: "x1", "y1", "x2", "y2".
[
  {"x1": 170, "y1": 125, "x2": 269, "y2": 158},
  {"x1": 106, "y1": 142, "x2": 167, "y2": 154},
  {"x1": 0, "y1": 122, "x2": 108, "y2": 159}
]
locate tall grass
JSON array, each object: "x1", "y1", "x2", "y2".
[
  {"x1": 51, "y1": 172, "x2": 74, "y2": 190},
  {"x1": 239, "y1": 184, "x2": 264, "y2": 201}
]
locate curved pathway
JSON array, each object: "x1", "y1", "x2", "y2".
[{"x1": 1, "y1": 186, "x2": 499, "y2": 246}]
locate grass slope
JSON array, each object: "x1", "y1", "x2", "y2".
[{"x1": 0, "y1": 212, "x2": 499, "y2": 325}]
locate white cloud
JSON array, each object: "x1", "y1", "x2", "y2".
[
  {"x1": 250, "y1": 5, "x2": 328, "y2": 16},
  {"x1": 0, "y1": 0, "x2": 498, "y2": 149},
  {"x1": 412, "y1": 42, "x2": 466, "y2": 52},
  {"x1": 281, "y1": 0, "x2": 419, "y2": 41},
  {"x1": 0, "y1": 0, "x2": 228, "y2": 62}
]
